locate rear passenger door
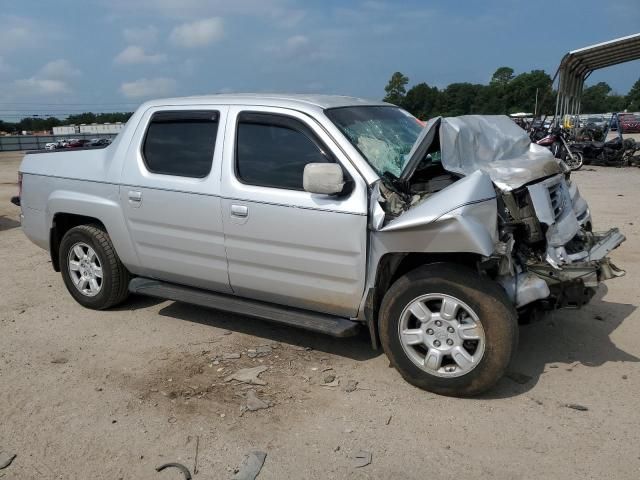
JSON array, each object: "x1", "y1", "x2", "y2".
[
  {"x1": 120, "y1": 106, "x2": 232, "y2": 293},
  {"x1": 220, "y1": 106, "x2": 368, "y2": 317}
]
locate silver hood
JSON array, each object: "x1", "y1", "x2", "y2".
[{"x1": 403, "y1": 115, "x2": 562, "y2": 191}]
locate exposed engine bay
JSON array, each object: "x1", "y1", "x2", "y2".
[{"x1": 370, "y1": 115, "x2": 625, "y2": 313}]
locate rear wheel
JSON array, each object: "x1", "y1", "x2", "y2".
[
  {"x1": 59, "y1": 224, "x2": 130, "y2": 309},
  {"x1": 379, "y1": 264, "x2": 518, "y2": 396}
]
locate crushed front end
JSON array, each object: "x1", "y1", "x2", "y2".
[{"x1": 492, "y1": 173, "x2": 625, "y2": 311}]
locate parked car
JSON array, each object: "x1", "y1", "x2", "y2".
[
  {"x1": 581, "y1": 115, "x2": 608, "y2": 131},
  {"x1": 619, "y1": 113, "x2": 640, "y2": 133},
  {"x1": 90, "y1": 138, "x2": 111, "y2": 147},
  {"x1": 44, "y1": 142, "x2": 59, "y2": 150},
  {"x1": 12, "y1": 94, "x2": 625, "y2": 396},
  {"x1": 65, "y1": 139, "x2": 92, "y2": 148}
]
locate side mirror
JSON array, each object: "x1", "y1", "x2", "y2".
[{"x1": 303, "y1": 163, "x2": 345, "y2": 195}]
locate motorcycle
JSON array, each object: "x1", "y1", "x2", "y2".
[
  {"x1": 575, "y1": 136, "x2": 636, "y2": 167},
  {"x1": 536, "y1": 127, "x2": 583, "y2": 170}
]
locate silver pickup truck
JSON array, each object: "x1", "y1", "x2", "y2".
[{"x1": 13, "y1": 94, "x2": 625, "y2": 396}]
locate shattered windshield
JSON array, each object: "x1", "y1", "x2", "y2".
[{"x1": 325, "y1": 106, "x2": 423, "y2": 178}]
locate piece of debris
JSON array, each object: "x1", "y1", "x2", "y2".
[
  {"x1": 622, "y1": 375, "x2": 628, "y2": 380},
  {"x1": 245, "y1": 390, "x2": 270, "y2": 411},
  {"x1": 256, "y1": 345, "x2": 272, "y2": 356},
  {"x1": 155, "y1": 463, "x2": 192, "y2": 480},
  {"x1": 223, "y1": 353, "x2": 241, "y2": 360},
  {"x1": 51, "y1": 357, "x2": 68, "y2": 364},
  {"x1": 344, "y1": 380, "x2": 358, "y2": 393},
  {"x1": 353, "y1": 450, "x2": 372, "y2": 468},
  {"x1": 385, "y1": 415, "x2": 392, "y2": 425},
  {"x1": 565, "y1": 403, "x2": 589, "y2": 411},
  {"x1": 193, "y1": 436, "x2": 200, "y2": 475},
  {"x1": 0, "y1": 452, "x2": 17, "y2": 470},
  {"x1": 323, "y1": 374, "x2": 336, "y2": 384},
  {"x1": 506, "y1": 372, "x2": 532, "y2": 385},
  {"x1": 232, "y1": 451, "x2": 267, "y2": 480},
  {"x1": 222, "y1": 330, "x2": 232, "y2": 335},
  {"x1": 225, "y1": 366, "x2": 268, "y2": 385},
  {"x1": 594, "y1": 314, "x2": 605, "y2": 321}
]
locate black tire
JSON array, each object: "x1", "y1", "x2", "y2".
[
  {"x1": 59, "y1": 224, "x2": 130, "y2": 310},
  {"x1": 379, "y1": 263, "x2": 518, "y2": 397}
]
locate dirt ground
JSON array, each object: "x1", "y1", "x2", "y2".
[{"x1": 1, "y1": 149, "x2": 639, "y2": 480}]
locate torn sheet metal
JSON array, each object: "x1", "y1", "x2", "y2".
[
  {"x1": 437, "y1": 115, "x2": 562, "y2": 191},
  {"x1": 379, "y1": 170, "x2": 496, "y2": 232}
]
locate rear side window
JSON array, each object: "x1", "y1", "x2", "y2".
[
  {"x1": 236, "y1": 112, "x2": 333, "y2": 190},
  {"x1": 142, "y1": 111, "x2": 219, "y2": 178}
]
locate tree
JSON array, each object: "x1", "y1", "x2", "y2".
[
  {"x1": 581, "y1": 82, "x2": 613, "y2": 113},
  {"x1": 490, "y1": 67, "x2": 514, "y2": 87},
  {"x1": 383, "y1": 71, "x2": 409, "y2": 106},
  {"x1": 439, "y1": 83, "x2": 484, "y2": 116},
  {"x1": 506, "y1": 69, "x2": 553, "y2": 114},
  {"x1": 403, "y1": 82, "x2": 440, "y2": 119},
  {"x1": 627, "y1": 77, "x2": 640, "y2": 111}
]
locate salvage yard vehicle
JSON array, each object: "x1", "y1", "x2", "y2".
[{"x1": 12, "y1": 94, "x2": 625, "y2": 396}]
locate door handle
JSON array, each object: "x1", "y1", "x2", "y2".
[
  {"x1": 230, "y1": 204, "x2": 248, "y2": 217},
  {"x1": 128, "y1": 190, "x2": 142, "y2": 206}
]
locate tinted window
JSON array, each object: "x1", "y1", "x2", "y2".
[
  {"x1": 143, "y1": 111, "x2": 218, "y2": 178},
  {"x1": 236, "y1": 113, "x2": 332, "y2": 190}
]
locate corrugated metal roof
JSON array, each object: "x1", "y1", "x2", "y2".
[{"x1": 554, "y1": 33, "x2": 640, "y2": 120}]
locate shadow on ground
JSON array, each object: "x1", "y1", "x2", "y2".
[
  {"x1": 0, "y1": 215, "x2": 20, "y2": 232},
  {"x1": 157, "y1": 300, "x2": 379, "y2": 362},
  {"x1": 486, "y1": 285, "x2": 638, "y2": 398}
]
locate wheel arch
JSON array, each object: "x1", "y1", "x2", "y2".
[
  {"x1": 364, "y1": 251, "x2": 485, "y2": 350},
  {"x1": 50, "y1": 213, "x2": 107, "y2": 271}
]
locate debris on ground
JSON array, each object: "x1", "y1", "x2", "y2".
[
  {"x1": 222, "y1": 353, "x2": 241, "y2": 360},
  {"x1": 506, "y1": 372, "x2": 533, "y2": 385},
  {"x1": 225, "y1": 366, "x2": 268, "y2": 385},
  {"x1": 323, "y1": 373, "x2": 336, "y2": 384},
  {"x1": 0, "y1": 451, "x2": 17, "y2": 470},
  {"x1": 385, "y1": 415, "x2": 392, "y2": 425},
  {"x1": 594, "y1": 314, "x2": 605, "y2": 321},
  {"x1": 566, "y1": 403, "x2": 589, "y2": 411},
  {"x1": 245, "y1": 390, "x2": 271, "y2": 411},
  {"x1": 344, "y1": 380, "x2": 358, "y2": 393},
  {"x1": 155, "y1": 462, "x2": 192, "y2": 479},
  {"x1": 622, "y1": 375, "x2": 628, "y2": 380},
  {"x1": 232, "y1": 451, "x2": 267, "y2": 480},
  {"x1": 353, "y1": 450, "x2": 372, "y2": 468},
  {"x1": 50, "y1": 357, "x2": 68, "y2": 364}
]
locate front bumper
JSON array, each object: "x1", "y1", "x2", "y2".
[{"x1": 527, "y1": 228, "x2": 625, "y2": 307}]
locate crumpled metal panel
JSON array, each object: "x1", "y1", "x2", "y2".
[{"x1": 438, "y1": 115, "x2": 562, "y2": 191}]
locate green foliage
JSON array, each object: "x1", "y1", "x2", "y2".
[
  {"x1": 627, "y1": 77, "x2": 640, "y2": 111},
  {"x1": 490, "y1": 67, "x2": 515, "y2": 86},
  {"x1": 0, "y1": 112, "x2": 133, "y2": 133},
  {"x1": 383, "y1": 71, "x2": 409, "y2": 106},
  {"x1": 384, "y1": 70, "x2": 639, "y2": 119}
]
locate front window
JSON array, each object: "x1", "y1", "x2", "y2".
[{"x1": 326, "y1": 106, "x2": 423, "y2": 178}]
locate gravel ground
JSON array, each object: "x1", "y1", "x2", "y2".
[{"x1": 1, "y1": 149, "x2": 639, "y2": 479}]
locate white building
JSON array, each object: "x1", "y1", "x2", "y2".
[{"x1": 53, "y1": 122, "x2": 125, "y2": 136}]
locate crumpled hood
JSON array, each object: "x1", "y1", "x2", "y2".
[{"x1": 405, "y1": 115, "x2": 563, "y2": 191}]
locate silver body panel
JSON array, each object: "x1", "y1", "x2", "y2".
[{"x1": 16, "y1": 95, "x2": 623, "y2": 323}]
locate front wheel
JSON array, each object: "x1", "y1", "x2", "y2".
[
  {"x1": 566, "y1": 151, "x2": 584, "y2": 170},
  {"x1": 379, "y1": 264, "x2": 518, "y2": 396},
  {"x1": 59, "y1": 224, "x2": 130, "y2": 310}
]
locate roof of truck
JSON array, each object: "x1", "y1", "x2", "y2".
[{"x1": 141, "y1": 93, "x2": 390, "y2": 111}]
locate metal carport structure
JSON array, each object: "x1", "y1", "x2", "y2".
[{"x1": 554, "y1": 33, "x2": 640, "y2": 122}]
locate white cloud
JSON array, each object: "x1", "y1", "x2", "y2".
[
  {"x1": 40, "y1": 59, "x2": 81, "y2": 79},
  {"x1": 120, "y1": 77, "x2": 176, "y2": 98},
  {"x1": 170, "y1": 17, "x2": 223, "y2": 48},
  {"x1": 114, "y1": 45, "x2": 166, "y2": 65},
  {"x1": 123, "y1": 25, "x2": 158, "y2": 44},
  {"x1": 13, "y1": 78, "x2": 70, "y2": 96},
  {"x1": 266, "y1": 35, "x2": 331, "y2": 61},
  {"x1": 0, "y1": 15, "x2": 41, "y2": 52}
]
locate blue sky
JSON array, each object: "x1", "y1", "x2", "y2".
[{"x1": 0, "y1": 0, "x2": 638, "y2": 119}]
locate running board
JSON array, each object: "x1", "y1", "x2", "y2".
[{"x1": 129, "y1": 278, "x2": 361, "y2": 338}]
